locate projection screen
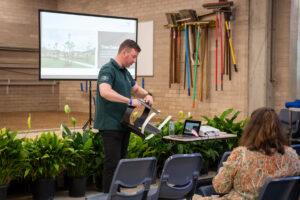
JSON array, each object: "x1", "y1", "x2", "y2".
[{"x1": 39, "y1": 10, "x2": 137, "y2": 80}]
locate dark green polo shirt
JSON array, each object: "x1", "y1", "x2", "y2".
[{"x1": 94, "y1": 59, "x2": 135, "y2": 131}]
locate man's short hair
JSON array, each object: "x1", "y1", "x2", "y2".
[{"x1": 118, "y1": 39, "x2": 141, "y2": 54}]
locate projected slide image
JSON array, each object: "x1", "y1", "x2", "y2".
[
  {"x1": 39, "y1": 10, "x2": 137, "y2": 80},
  {"x1": 98, "y1": 31, "x2": 136, "y2": 69},
  {"x1": 41, "y1": 31, "x2": 96, "y2": 69}
]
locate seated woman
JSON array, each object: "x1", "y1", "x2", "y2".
[{"x1": 200, "y1": 107, "x2": 300, "y2": 200}]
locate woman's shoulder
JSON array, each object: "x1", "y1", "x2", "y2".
[
  {"x1": 232, "y1": 146, "x2": 247, "y2": 154},
  {"x1": 231, "y1": 146, "x2": 262, "y2": 158},
  {"x1": 284, "y1": 146, "x2": 299, "y2": 158},
  {"x1": 227, "y1": 146, "x2": 248, "y2": 161}
]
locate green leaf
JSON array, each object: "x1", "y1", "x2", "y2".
[
  {"x1": 24, "y1": 169, "x2": 30, "y2": 178},
  {"x1": 83, "y1": 138, "x2": 93, "y2": 150},
  {"x1": 38, "y1": 167, "x2": 43, "y2": 175},
  {"x1": 62, "y1": 124, "x2": 71, "y2": 135},
  {"x1": 54, "y1": 164, "x2": 59, "y2": 171},
  {"x1": 220, "y1": 108, "x2": 233, "y2": 120}
]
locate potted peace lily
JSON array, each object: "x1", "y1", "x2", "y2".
[
  {"x1": 61, "y1": 124, "x2": 95, "y2": 197},
  {"x1": 61, "y1": 105, "x2": 96, "y2": 197},
  {"x1": 24, "y1": 131, "x2": 74, "y2": 200},
  {"x1": 0, "y1": 128, "x2": 28, "y2": 200}
]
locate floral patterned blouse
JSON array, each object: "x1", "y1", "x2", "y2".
[{"x1": 199, "y1": 146, "x2": 300, "y2": 200}]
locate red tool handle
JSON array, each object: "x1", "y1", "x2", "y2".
[
  {"x1": 215, "y1": 12, "x2": 218, "y2": 91},
  {"x1": 220, "y1": 12, "x2": 223, "y2": 91}
]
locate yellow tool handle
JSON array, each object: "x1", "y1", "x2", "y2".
[{"x1": 225, "y1": 21, "x2": 237, "y2": 72}]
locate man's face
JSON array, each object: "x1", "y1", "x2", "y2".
[{"x1": 122, "y1": 48, "x2": 139, "y2": 68}]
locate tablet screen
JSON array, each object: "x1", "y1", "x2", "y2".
[{"x1": 183, "y1": 120, "x2": 201, "y2": 136}]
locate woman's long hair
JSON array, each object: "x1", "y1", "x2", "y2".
[{"x1": 239, "y1": 107, "x2": 288, "y2": 155}]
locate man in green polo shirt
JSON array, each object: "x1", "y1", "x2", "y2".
[{"x1": 94, "y1": 39, "x2": 153, "y2": 193}]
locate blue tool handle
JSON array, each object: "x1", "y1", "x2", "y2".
[{"x1": 185, "y1": 26, "x2": 191, "y2": 94}]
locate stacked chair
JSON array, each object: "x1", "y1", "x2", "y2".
[
  {"x1": 197, "y1": 151, "x2": 231, "y2": 197},
  {"x1": 257, "y1": 176, "x2": 300, "y2": 200},
  {"x1": 291, "y1": 144, "x2": 300, "y2": 156},
  {"x1": 86, "y1": 157, "x2": 156, "y2": 200},
  {"x1": 278, "y1": 109, "x2": 300, "y2": 138},
  {"x1": 147, "y1": 153, "x2": 203, "y2": 200}
]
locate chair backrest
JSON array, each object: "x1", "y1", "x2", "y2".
[
  {"x1": 156, "y1": 153, "x2": 202, "y2": 199},
  {"x1": 291, "y1": 144, "x2": 300, "y2": 156},
  {"x1": 257, "y1": 176, "x2": 300, "y2": 200},
  {"x1": 197, "y1": 151, "x2": 231, "y2": 197},
  {"x1": 279, "y1": 109, "x2": 300, "y2": 137},
  {"x1": 217, "y1": 151, "x2": 231, "y2": 173},
  {"x1": 108, "y1": 157, "x2": 157, "y2": 200}
]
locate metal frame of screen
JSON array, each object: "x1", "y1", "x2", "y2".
[{"x1": 39, "y1": 9, "x2": 138, "y2": 81}]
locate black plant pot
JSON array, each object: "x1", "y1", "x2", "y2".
[
  {"x1": 69, "y1": 177, "x2": 87, "y2": 197},
  {"x1": 95, "y1": 174, "x2": 103, "y2": 192},
  {"x1": 200, "y1": 162, "x2": 209, "y2": 175},
  {"x1": 7, "y1": 179, "x2": 32, "y2": 194},
  {"x1": 33, "y1": 178, "x2": 55, "y2": 200},
  {"x1": 0, "y1": 185, "x2": 8, "y2": 200}
]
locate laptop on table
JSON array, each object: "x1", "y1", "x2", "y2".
[{"x1": 171, "y1": 120, "x2": 201, "y2": 139}]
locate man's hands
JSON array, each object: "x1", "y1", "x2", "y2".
[
  {"x1": 144, "y1": 94, "x2": 153, "y2": 106},
  {"x1": 129, "y1": 95, "x2": 153, "y2": 108},
  {"x1": 131, "y1": 99, "x2": 142, "y2": 107}
]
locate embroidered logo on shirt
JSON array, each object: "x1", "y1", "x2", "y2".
[{"x1": 101, "y1": 75, "x2": 109, "y2": 81}]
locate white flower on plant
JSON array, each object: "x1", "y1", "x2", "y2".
[
  {"x1": 64, "y1": 105, "x2": 71, "y2": 114},
  {"x1": 178, "y1": 110, "x2": 183, "y2": 117},
  {"x1": 72, "y1": 117, "x2": 77, "y2": 127},
  {"x1": 188, "y1": 112, "x2": 191, "y2": 117},
  {"x1": 27, "y1": 114, "x2": 31, "y2": 130},
  {"x1": 60, "y1": 124, "x2": 64, "y2": 131}
]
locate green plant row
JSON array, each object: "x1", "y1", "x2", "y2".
[
  {"x1": 0, "y1": 108, "x2": 248, "y2": 187},
  {"x1": 127, "y1": 108, "x2": 248, "y2": 172}
]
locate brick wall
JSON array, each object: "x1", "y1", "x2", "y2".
[
  {"x1": 0, "y1": 0, "x2": 58, "y2": 112},
  {"x1": 0, "y1": 0, "x2": 292, "y2": 123},
  {"x1": 273, "y1": 0, "x2": 291, "y2": 111},
  {"x1": 57, "y1": 0, "x2": 249, "y2": 120}
]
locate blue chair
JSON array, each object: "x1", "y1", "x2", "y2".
[
  {"x1": 197, "y1": 151, "x2": 231, "y2": 196},
  {"x1": 291, "y1": 144, "x2": 300, "y2": 156},
  {"x1": 257, "y1": 176, "x2": 300, "y2": 200},
  {"x1": 86, "y1": 157, "x2": 156, "y2": 200},
  {"x1": 147, "y1": 153, "x2": 202, "y2": 200},
  {"x1": 216, "y1": 151, "x2": 231, "y2": 173}
]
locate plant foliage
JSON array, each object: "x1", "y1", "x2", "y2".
[
  {"x1": 24, "y1": 132, "x2": 73, "y2": 181},
  {"x1": 0, "y1": 128, "x2": 28, "y2": 185},
  {"x1": 201, "y1": 108, "x2": 249, "y2": 150},
  {"x1": 61, "y1": 124, "x2": 96, "y2": 178}
]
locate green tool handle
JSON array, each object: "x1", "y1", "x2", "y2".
[{"x1": 192, "y1": 27, "x2": 201, "y2": 108}]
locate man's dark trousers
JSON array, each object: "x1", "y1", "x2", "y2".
[{"x1": 101, "y1": 130, "x2": 130, "y2": 193}]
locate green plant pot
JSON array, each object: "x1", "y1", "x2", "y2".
[
  {"x1": 33, "y1": 178, "x2": 55, "y2": 200},
  {"x1": 0, "y1": 184, "x2": 8, "y2": 200},
  {"x1": 68, "y1": 177, "x2": 87, "y2": 197}
]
